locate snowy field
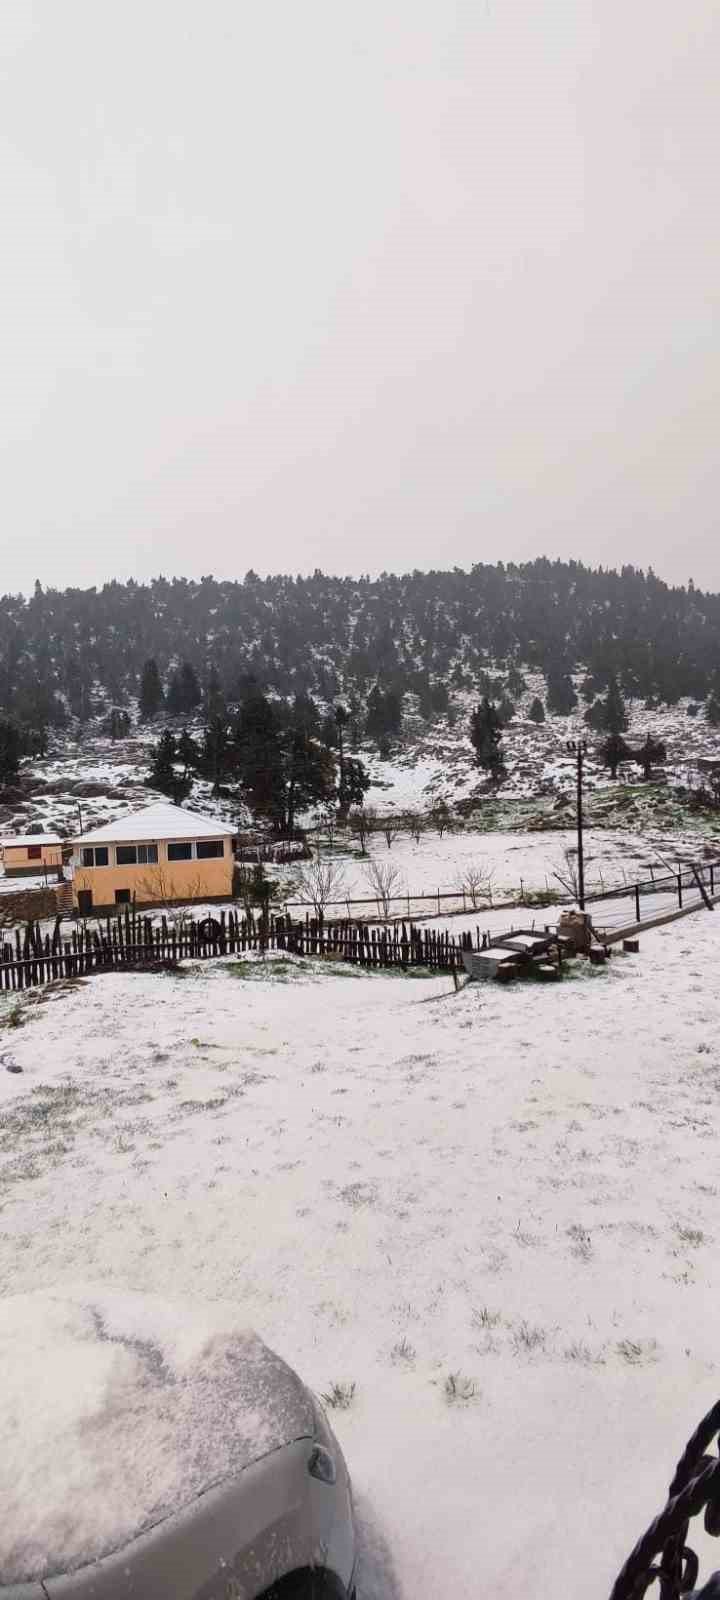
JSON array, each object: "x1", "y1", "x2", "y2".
[
  {"x1": 3, "y1": 913, "x2": 720, "y2": 1596},
  {"x1": 282, "y1": 824, "x2": 710, "y2": 916}
]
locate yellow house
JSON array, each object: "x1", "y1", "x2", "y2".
[
  {"x1": 71, "y1": 802, "x2": 236, "y2": 914},
  {"x1": 1, "y1": 833, "x2": 64, "y2": 878}
]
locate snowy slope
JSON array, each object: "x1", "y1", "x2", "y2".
[{"x1": 2, "y1": 914, "x2": 720, "y2": 1596}]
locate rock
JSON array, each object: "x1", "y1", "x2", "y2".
[
  {"x1": 3, "y1": 1058, "x2": 22, "y2": 1074},
  {"x1": 70, "y1": 781, "x2": 113, "y2": 798}
]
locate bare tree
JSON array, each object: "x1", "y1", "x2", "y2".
[
  {"x1": 430, "y1": 800, "x2": 451, "y2": 838},
  {"x1": 363, "y1": 859, "x2": 403, "y2": 919},
  {"x1": 134, "y1": 867, "x2": 206, "y2": 927},
  {"x1": 551, "y1": 849, "x2": 582, "y2": 901},
  {"x1": 381, "y1": 818, "x2": 400, "y2": 850},
  {"x1": 294, "y1": 858, "x2": 347, "y2": 920},
  {"x1": 403, "y1": 810, "x2": 424, "y2": 844},
  {"x1": 454, "y1": 860, "x2": 494, "y2": 909},
  {"x1": 348, "y1": 806, "x2": 375, "y2": 855}
]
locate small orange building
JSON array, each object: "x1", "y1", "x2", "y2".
[
  {"x1": 1, "y1": 833, "x2": 64, "y2": 878},
  {"x1": 71, "y1": 802, "x2": 236, "y2": 914}
]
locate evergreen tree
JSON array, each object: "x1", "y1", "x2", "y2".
[
  {"x1": 0, "y1": 715, "x2": 22, "y2": 783},
  {"x1": 706, "y1": 692, "x2": 720, "y2": 727},
  {"x1": 584, "y1": 698, "x2": 607, "y2": 732},
  {"x1": 338, "y1": 755, "x2": 370, "y2": 814},
  {"x1": 602, "y1": 675, "x2": 629, "y2": 734},
  {"x1": 200, "y1": 716, "x2": 232, "y2": 796},
  {"x1": 635, "y1": 734, "x2": 667, "y2": 781},
  {"x1": 147, "y1": 731, "x2": 191, "y2": 802},
  {"x1": 178, "y1": 727, "x2": 201, "y2": 773},
  {"x1": 283, "y1": 696, "x2": 335, "y2": 832},
  {"x1": 205, "y1": 666, "x2": 225, "y2": 720},
  {"x1": 334, "y1": 703, "x2": 349, "y2": 809},
  {"x1": 528, "y1": 697, "x2": 545, "y2": 724},
  {"x1": 430, "y1": 681, "x2": 449, "y2": 714},
  {"x1": 601, "y1": 732, "x2": 632, "y2": 779},
  {"x1": 235, "y1": 689, "x2": 287, "y2": 827},
  {"x1": 365, "y1": 685, "x2": 402, "y2": 747},
  {"x1": 497, "y1": 695, "x2": 515, "y2": 724},
  {"x1": 506, "y1": 666, "x2": 526, "y2": 698},
  {"x1": 166, "y1": 661, "x2": 202, "y2": 716},
  {"x1": 469, "y1": 699, "x2": 505, "y2": 778},
  {"x1": 139, "y1": 659, "x2": 164, "y2": 721},
  {"x1": 545, "y1": 669, "x2": 578, "y2": 716}
]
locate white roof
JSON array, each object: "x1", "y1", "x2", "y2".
[
  {"x1": 1, "y1": 833, "x2": 62, "y2": 848},
  {"x1": 74, "y1": 802, "x2": 234, "y2": 846}
]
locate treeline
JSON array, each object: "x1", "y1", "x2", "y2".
[{"x1": 2, "y1": 561, "x2": 720, "y2": 731}]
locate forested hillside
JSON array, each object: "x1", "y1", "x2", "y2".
[{"x1": 2, "y1": 559, "x2": 720, "y2": 730}]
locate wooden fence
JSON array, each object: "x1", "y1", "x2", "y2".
[{"x1": 0, "y1": 906, "x2": 477, "y2": 993}]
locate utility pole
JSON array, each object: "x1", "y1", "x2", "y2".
[{"x1": 566, "y1": 740, "x2": 588, "y2": 909}]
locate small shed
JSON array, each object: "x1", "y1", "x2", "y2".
[{"x1": 1, "y1": 833, "x2": 64, "y2": 878}]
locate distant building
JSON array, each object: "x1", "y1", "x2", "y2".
[
  {"x1": 1, "y1": 833, "x2": 64, "y2": 878},
  {"x1": 71, "y1": 802, "x2": 236, "y2": 914}
]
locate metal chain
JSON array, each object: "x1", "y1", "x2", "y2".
[{"x1": 609, "y1": 1400, "x2": 720, "y2": 1599}]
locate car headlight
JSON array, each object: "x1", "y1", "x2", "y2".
[
  {"x1": 308, "y1": 1443, "x2": 337, "y2": 1485},
  {"x1": 308, "y1": 1398, "x2": 338, "y2": 1484}
]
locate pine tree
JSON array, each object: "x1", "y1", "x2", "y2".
[
  {"x1": 603, "y1": 675, "x2": 628, "y2": 734},
  {"x1": 0, "y1": 715, "x2": 22, "y2": 783},
  {"x1": 200, "y1": 716, "x2": 232, "y2": 796},
  {"x1": 205, "y1": 666, "x2": 225, "y2": 720},
  {"x1": 139, "y1": 659, "x2": 164, "y2": 721},
  {"x1": 147, "y1": 731, "x2": 191, "y2": 801},
  {"x1": 235, "y1": 689, "x2": 287, "y2": 827},
  {"x1": 545, "y1": 669, "x2": 578, "y2": 716},
  {"x1": 497, "y1": 695, "x2": 515, "y2": 725},
  {"x1": 601, "y1": 732, "x2": 632, "y2": 779},
  {"x1": 166, "y1": 661, "x2": 202, "y2": 716},
  {"x1": 178, "y1": 727, "x2": 201, "y2": 773},
  {"x1": 469, "y1": 699, "x2": 505, "y2": 778},
  {"x1": 635, "y1": 734, "x2": 666, "y2": 781},
  {"x1": 338, "y1": 756, "x2": 370, "y2": 814},
  {"x1": 706, "y1": 692, "x2": 720, "y2": 728},
  {"x1": 528, "y1": 697, "x2": 545, "y2": 724}
]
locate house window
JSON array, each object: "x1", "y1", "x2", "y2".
[
  {"x1": 196, "y1": 840, "x2": 224, "y2": 859},
  {"x1": 115, "y1": 889, "x2": 131, "y2": 905},
  {"x1": 81, "y1": 847, "x2": 109, "y2": 867},
  {"x1": 167, "y1": 841, "x2": 192, "y2": 862},
  {"x1": 27, "y1": 845, "x2": 42, "y2": 861},
  {"x1": 114, "y1": 844, "x2": 159, "y2": 865}
]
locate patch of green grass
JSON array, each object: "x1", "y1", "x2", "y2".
[
  {"x1": 225, "y1": 957, "x2": 300, "y2": 983},
  {"x1": 0, "y1": 1000, "x2": 30, "y2": 1030}
]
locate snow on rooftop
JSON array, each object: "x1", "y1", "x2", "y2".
[
  {"x1": 1, "y1": 833, "x2": 62, "y2": 847},
  {"x1": 0, "y1": 1286, "x2": 313, "y2": 1585},
  {"x1": 75, "y1": 801, "x2": 235, "y2": 845}
]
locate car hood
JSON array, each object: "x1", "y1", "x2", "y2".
[{"x1": 0, "y1": 1285, "x2": 315, "y2": 1587}]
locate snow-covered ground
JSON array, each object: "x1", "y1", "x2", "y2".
[
  {"x1": 3, "y1": 914, "x2": 720, "y2": 1596},
  {"x1": 281, "y1": 824, "x2": 718, "y2": 922}
]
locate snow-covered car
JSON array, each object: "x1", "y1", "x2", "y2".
[{"x1": 1, "y1": 1287, "x2": 357, "y2": 1600}]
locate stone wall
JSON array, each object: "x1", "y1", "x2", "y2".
[{"x1": 0, "y1": 887, "x2": 61, "y2": 927}]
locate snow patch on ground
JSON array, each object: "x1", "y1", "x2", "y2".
[{"x1": 2, "y1": 915, "x2": 720, "y2": 1595}]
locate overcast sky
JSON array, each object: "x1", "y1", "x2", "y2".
[{"x1": 2, "y1": 1, "x2": 718, "y2": 596}]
